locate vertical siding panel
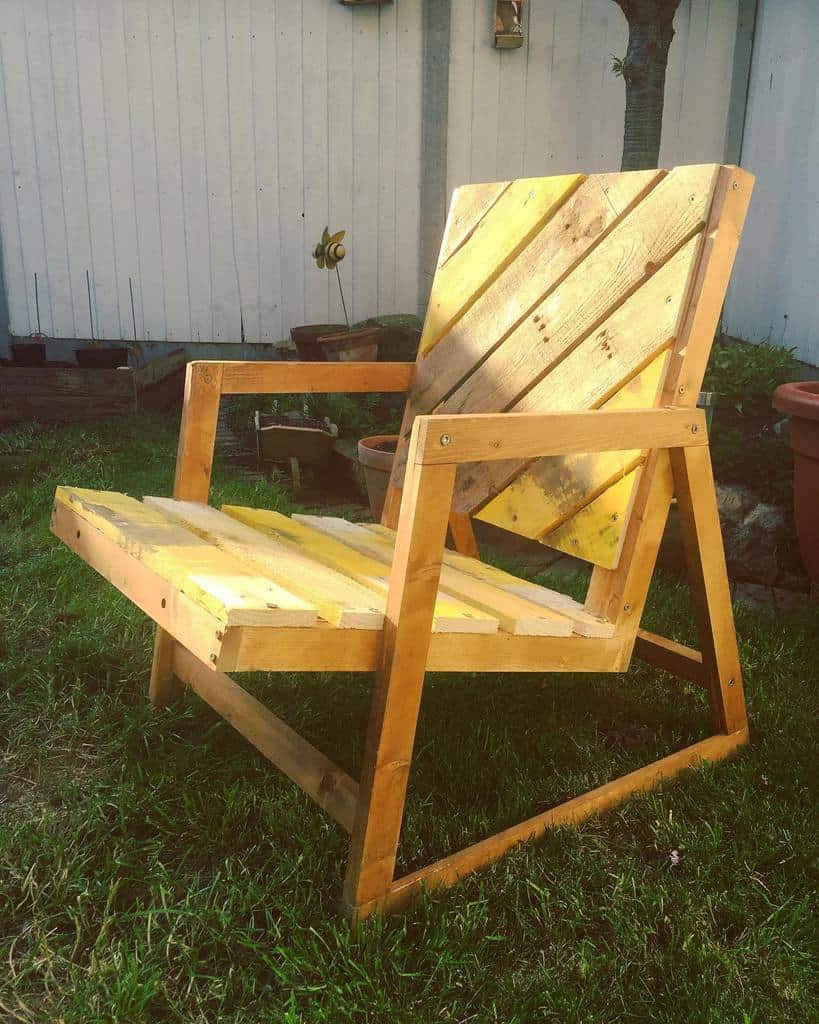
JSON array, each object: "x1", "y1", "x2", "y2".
[
  {"x1": 74, "y1": 2, "x2": 120, "y2": 339},
  {"x1": 226, "y1": 0, "x2": 260, "y2": 341},
  {"x1": 123, "y1": 0, "x2": 167, "y2": 340},
  {"x1": 495, "y1": 32, "x2": 527, "y2": 180},
  {"x1": 173, "y1": 0, "x2": 212, "y2": 343},
  {"x1": 724, "y1": 0, "x2": 819, "y2": 365},
  {"x1": 522, "y1": 0, "x2": 555, "y2": 177},
  {"x1": 395, "y1": 0, "x2": 422, "y2": 311},
  {"x1": 275, "y1": 0, "x2": 305, "y2": 331},
  {"x1": 0, "y1": 13, "x2": 33, "y2": 336},
  {"x1": 47, "y1": 0, "x2": 95, "y2": 338},
  {"x1": 302, "y1": 0, "x2": 330, "y2": 324},
  {"x1": 98, "y1": 0, "x2": 141, "y2": 341},
  {"x1": 251, "y1": 0, "x2": 282, "y2": 341},
  {"x1": 376, "y1": 1, "x2": 397, "y2": 315},
  {"x1": 351, "y1": 7, "x2": 379, "y2": 323},
  {"x1": 147, "y1": 0, "x2": 190, "y2": 342},
  {"x1": 326, "y1": 0, "x2": 353, "y2": 327},
  {"x1": 445, "y1": 0, "x2": 476, "y2": 197},
  {"x1": 4, "y1": 0, "x2": 57, "y2": 336},
  {"x1": 469, "y1": 0, "x2": 500, "y2": 182},
  {"x1": 201, "y1": 0, "x2": 239, "y2": 341},
  {"x1": 19, "y1": 0, "x2": 73, "y2": 336}
]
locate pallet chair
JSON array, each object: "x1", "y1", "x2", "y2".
[{"x1": 52, "y1": 164, "x2": 753, "y2": 922}]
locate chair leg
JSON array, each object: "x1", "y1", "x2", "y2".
[
  {"x1": 343, "y1": 454, "x2": 456, "y2": 921},
  {"x1": 670, "y1": 446, "x2": 748, "y2": 734},
  {"x1": 149, "y1": 627, "x2": 184, "y2": 706}
]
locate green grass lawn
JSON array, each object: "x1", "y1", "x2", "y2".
[{"x1": 1, "y1": 414, "x2": 817, "y2": 1023}]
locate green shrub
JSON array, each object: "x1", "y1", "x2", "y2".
[{"x1": 703, "y1": 337, "x2": 800, "y2": 407}]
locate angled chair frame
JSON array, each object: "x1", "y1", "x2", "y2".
[{"x1": 52, "y1": 165, "x2": 752, "y2": 922}]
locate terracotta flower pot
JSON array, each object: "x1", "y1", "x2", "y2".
[
  {"x1": 773, "y1": 381, "x2": 819, "y2": 587},
  {"x1": 290, "y1": 324, "x2": 347, "y2": 361},
  {"x1": 357, "y1": 434, "x2": 397, "y2": 521}
]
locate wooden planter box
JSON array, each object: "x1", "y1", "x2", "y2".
[{"x1": 0, "y1": 348, "x2": 187, "y2": 425}]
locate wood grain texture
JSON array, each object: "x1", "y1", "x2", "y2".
[
  {"x1": 418, "y1": 174, "x2": 585, "y2": 356},
  {"x1": 220, "y1": 361, "x2": 415, "y2": 395},
  {"x1": 145, "y1": 498, "x2": 384, "y2": 630},
  {"x1": 293, "y1": 516, "x2": 574, "y2": 637},
  {"x1": 220, "y1": 504, "x2": 499, "y2": 634},
  {"x1": 56, "y1": 487, "x2": 315, "y2": 628},
  {"x1": 343, "y1": 432, "x2": 457, "y2": 910}
]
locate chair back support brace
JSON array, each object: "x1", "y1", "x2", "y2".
[{"x1": 55, "y1": 165, "x2": 753, "y2": 921}]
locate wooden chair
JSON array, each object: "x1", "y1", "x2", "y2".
[{"x1": 52, "y1": 164, "x2": 753, "y2": 922}]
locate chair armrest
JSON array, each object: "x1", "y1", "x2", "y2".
[
  {"x1": 411, "y1": 407, "x2": 707, "y2": 465},
  {"x1": 192, "y1": 360, "x2": 415, "y2": 396}
]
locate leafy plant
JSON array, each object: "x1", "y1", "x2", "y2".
[{"x1": 703, "y1": 338, "x2": 800, "y2": 406}]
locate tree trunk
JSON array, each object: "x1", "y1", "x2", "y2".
[{"x1": 613, "y1": 0, "x2": 682, "y2": 170}]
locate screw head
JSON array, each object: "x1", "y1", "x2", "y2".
[
  {"x1": 440, "y1": 433, "x2": 451, "y2": 446},
  {"x1": 678, "y1": 385, "x2": 686, "y2": 395},
  {"x1": 210, "y1": 653, "x2": 218, "y2": 664},
  {"x1": 623, "y1": 603, "x2": 632, "y2": 613},
  {"x1": 732, "y1": 181, "x2": 739, "y2": 190},
  {"x1": 728, "y1": 677, "x2": 735, "y2": 687},
  {"x1": 692, "y1": 424, "x2": 699, "y2": 434}
]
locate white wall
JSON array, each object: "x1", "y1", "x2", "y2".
[
  {"x1": 0, "y1": 0, "x2": 745, "y2": 345},
  {"x1": 0, "y1": 0, "x2": 422, "y2": 343},
  {"x1": 445, "y1": 0, "x2": 744, "y2": 194},
  {"x1": 724, "y1": 0, "x2": 819, "y2": 366}
]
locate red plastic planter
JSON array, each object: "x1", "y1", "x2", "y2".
[{"x1": 773, "y1": 381, "x2": 819, "y2": 585}]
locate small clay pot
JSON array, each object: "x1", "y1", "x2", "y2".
[
  {"x1": 358, "y1": 434, "x2": 398, "y2": 520},
  {"x1": 290, "y1": 324, "x2": 348, "y2": 361},
  {"x1": 773, "y1": 381, "x2": 819, "y2": 586}
]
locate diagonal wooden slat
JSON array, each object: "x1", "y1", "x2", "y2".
[
  {"x1": 418, "y1": 174, "x2": 585, "y2": 358},
  {"x1": 452, "y1": 230, "x2": 704, "y2": 515},
  {"x1": 391, "y1": 170, "x2": 663, "y2": 486},
  {"x1": 437, "y1": 180, "x2": 511, "y2": 267},
  {"x1": 441, "y1": 164, "x2": 718, "y2": 418},
  {"x1": 475, "y1": 350, "x2": 669, "y2": 550}
]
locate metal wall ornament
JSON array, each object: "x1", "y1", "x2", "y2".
[{"x1": 494, "y1": 0, "x2": 525, "y2": 49}]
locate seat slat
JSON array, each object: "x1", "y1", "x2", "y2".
[
  {"x1": 54, "y1": 487, "x2": 316, "y2": 628},
  {"x1": 144, "y1": 498, "x2": 385, "y2": 630},
  {"x1": 220, "y1": 504, "x2": 498, "y2": 634},
  {"x1": 363, "y1": 524, "x2": 615, "y2": 639},
  {"x1": 295, "y1": 515, "x2": 576, "y2": 637}
]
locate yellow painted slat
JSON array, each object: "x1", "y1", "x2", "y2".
[
  {"x1": 363, "y1": 525, "x2": 615, "y2": 638},
  {"x1": 54, "y1": 487, "x2": 317, "y2": 627},
  {"x1": 454, "y1": 230, "x2": 703, "y2": 515},
  {"x1": 220, "y1": 504, "x2": 499, "y2": 634},
  {"x1": 437, "y1": 181, "x2": 510, "y2": 267},
  {"x1": 476, "y1": 350, "x2": 669, "y2": 542},
  {"x1": 143, "y1": 498, "x2": 384, "y2": 630},
  {"x1": 540, "y1": 469, "x2": 642, "y2": 570},
  {"x1": 418, "y1": 173, "x2": 585, "y2": 356},
  {"x1": 295, "y1": 516, "x2": 576, "y2": 637}
]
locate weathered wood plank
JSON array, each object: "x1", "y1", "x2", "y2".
[
  {"x1": 219, "y1": 504, "x2": 499, "y2": 634},
  {"x1": 437, "y1": 180, "x2": 510, "y2": 266},
  {"x1": 56, "y1": 487, "x2": 315, "y2": 628},
  {"x1": 419, "y1": 174, "x2": 585, "y2": 357},
  {"x1": 442, "y1": 165, "x2": 717, "y2": 417},
  {"x1": 144, "y1": 498, "x2": 385, "y2": 630},
  {"x1": 295, "y1": 516, "x2": 576, "y2": 637},
  {"x1": 475, "y1": 350, "x2": 669, "y2": 544},
  {"x1": 451, "y1": 234, "x2": 704, "y2": 512},
  {"x1": 390, "y1": 170, "x2": 663, "y2": 489}
]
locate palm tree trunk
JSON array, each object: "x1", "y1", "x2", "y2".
[{"x1": 613, "y1": 0, "x2": 682, "y2": 170}]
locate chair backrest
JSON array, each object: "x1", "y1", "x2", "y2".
[{"x1": 387, "y1": 164, "x2": 753, "y2": 572}]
